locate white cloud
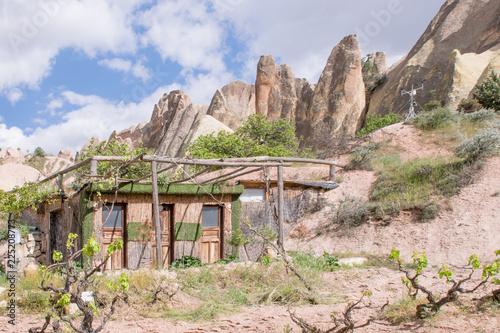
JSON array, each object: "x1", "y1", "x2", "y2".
[
  {"x1": 131, "y1": 62, "x2": 153, "y2": 82},
  {"x1": 98, "y1": 58, "x2": 153, "y2": 82},
  {"x1": 139, "y1": 0, "x2": 227, "y2": 73},
  {"x1": 32, "y1": 118, "x2": 47, "y2": 126},
  {"x1": 98, "y1": 58, "x2": 132, "y2": 72},
  {"x1": 0, "y1": 87, "x2": 165, "y2": 155},
  {"x1": 5, "y1": 88, "x2": 23, "y2": 104},
  {"x1": 0, "y1": 0, "x2": 141, "y2": 93}
]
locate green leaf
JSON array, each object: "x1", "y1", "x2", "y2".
[
  {"x1": 82, "y1": 235, "x2": 101, "y2": 257},
  {"x1": 52, "y1": 250, "x2": 63, "y2": 263},
  {"x1": 58, "y1": 293, "x2": 71, "y2": 307}
]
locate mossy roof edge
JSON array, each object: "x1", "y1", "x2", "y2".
[{"x1": 89, "y1": 182, "x2": 244, "y2": 196}]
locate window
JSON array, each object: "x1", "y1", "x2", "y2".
[
  {"x1": 202, "y1": 206, "x2": 219, "y2": 227},
  {"x1": 103, "y1": 204, "x2": 123, "y2": 229},
  {"x1": 240, "y1": 188, "x2": 266, "y2": 202}
]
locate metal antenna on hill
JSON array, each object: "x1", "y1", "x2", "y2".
[{"x1": 401, "y1": 84, "x2": 423, "y2": 121}]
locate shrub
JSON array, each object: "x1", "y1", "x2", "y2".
[
  {"x1": 423, "y1": 100, "x2": 443, "y2": 111},
  {"x1": 330, "y1": 196, "x2": 369, "y2": 227},
  {"x1": 346, "y1": 143, "x2": 379, "y2": 170},
  {"x1": 357, "y1": 111, "x2": 400, "y2": 136},
  {"x1": 33, "y1": 147, "x2": 46, "y2": 158},
  {"x1": 187, "y1": 115, "x2": 304, "y2": 159},
  {"x1": 473, "y1": 71, "x2": 500, "y2": 111},
  {"x1": 412, "y1": 107, "x2": 457, "y2": 130},
  {"x1": 457, "y1": 98, "x2": 482, "y2": 113},
  {"x1": 462, "y1": 108, "x2": 497, "y2": 123},
  {"x1": 455, "y1": 127, "x2": 500, "y2": 162},
  {"x1": 170, "y1": 255, "x2": 203, "y2": 269},
  {"x1": 419, "y1": 202, "x2": 439, "y2": 222}
]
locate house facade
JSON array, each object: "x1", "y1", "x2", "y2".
[{"x1": 21, "y1": 182, "x2": 243, "y2": 269}]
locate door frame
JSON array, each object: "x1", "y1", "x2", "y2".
[
  {"x1": 201, "y1": 205, "x2": 224, "y2": 263},
  {"x1": 102, "y1": 203, "x2": 127, "y2": 269}
]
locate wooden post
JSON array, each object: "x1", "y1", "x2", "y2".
[
  {"x1": 277, "y1": 165, "x2": 285, "y2": 250},
  {"x1": 90, "y1": 159, "x2": 97, "y2": 176},
  {"x1": 151, "y1": 161, "x2": 163, "y2": 269},
  {"x1": 329, "y1": 164, "x2": 336, "y2": 181},
  {"x1": 57, "y1": 174, "x2": 63, "y2": 191}
]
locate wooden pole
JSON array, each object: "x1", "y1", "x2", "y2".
[
  {"x1": 277, "y1": 165, "x2": 285, "y2": 250},
  {"x1": 57, "y1": 174, "x2": 63, "y2": 191},
  {"x1": 90, "y1": 159, "x2": 97, "y2": 176},
  {"x1": 151, "y1": 161, "x2": 163, "y2": 269},
  {"x1": 329, "y1": 165, "x2": 336, "y2": 181}
]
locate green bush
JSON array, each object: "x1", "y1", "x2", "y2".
[
  {"x1": 423, "y1": 100, "x2": 443, "y2": 111},
  {"x1": 412, "y1": 107, "x2": 457, "y2": 130},
  {"x1": 170, "y1": 255, "x2": 203, "y2": 269},
  {"x1": 419, "y1": 202, "x2": 439, "y2": 222},
  {"x1": 455, "y1": 127, "x2": 500, "y2": 162},
  {"x1": 457, "y1": 98, "x2": 482, "y2": 113},
  {"x1": 33, "y1": 147, "x2": 46, "y2": 158},
  {"x1": 473, "y1": 71, "x2": 500, "y2": 111},
  {"x1": 187, "y1": 115, "x2": 304, "y2": 159},
  {"x1": 357, "y1": 111, "x2": 400, "y2": 136},
  {"x1": 330, "y1": 196, "x2": 369, "y2": 227},
  {"x1": 346, "y1": 143, "x2": 379, "y2": 170}
]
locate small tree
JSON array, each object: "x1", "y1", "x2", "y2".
[
  {"x1": 473, "y1": 71, "x2": 500, "y2": 111},
  {"x1": 187, "y1": 115, "x2": 305, "y2": 159},
  {"x1": 33, "y1": 147, "x2": 47, "y2": 158},
  {"x1": 29, "y1": 234, "x2": 128, "y2": 333},
  {"x1": 75, "y1": 138, "x2": 150, "y2": 186},
  {"x1": 389, "y1": 249, "x2": 499, "y2": 319}
]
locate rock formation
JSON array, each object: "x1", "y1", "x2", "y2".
[
  {"x1": 153, "y1": 91, "x2": 208, "y2": 157},
  {"x1": 207, "y1": 81, "x2": 255, "y2": 131},
  {"x1": 365, "y1": 52, "x2": 388, "y2": 74},
  {"x1": 435, "y1": 49, "x2": 497, "y2": 110},
  {"x1": 367, "y1": 0, "x2": 500, "y2": 117},
  {"x1": 0, "y1": 164, "x2": 41, "y2": 190},
  {"x1": 255, "y1": 55, "x2": 279, "y2": 115},
  {"x1": 297, "y1": 35, "x2": 365, "y2": 142},
  {"x1": 468, "y1": 54, "x2": 500, "y2": 99},
  {"x1": 2, "y1": 148, "x2": 25, "y2": 164},
  {"x1": 183, "y1": 115, "x2": 233, "y2": 157}
]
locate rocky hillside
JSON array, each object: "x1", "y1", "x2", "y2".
[{"x1": 98, "y1": 0, "x2": 499, "y2": 159}]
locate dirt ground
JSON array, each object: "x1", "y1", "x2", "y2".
[
  {"x1": 2, "y1": 123, "x2": 500, "y2": 332},
  {"x1": 5, "y1": 267, "x2": 500, "y2": 332}
]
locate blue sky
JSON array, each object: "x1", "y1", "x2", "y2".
[{"x1": 0, "y1": 0, "x2": 444, "y2": 155}]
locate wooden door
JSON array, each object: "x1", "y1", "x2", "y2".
[
  {"x1": 49, "y1": 210, "x2": 64, "y2": 263},
  {"x1": 152, "y1": 204, "x2": 173, "y2": 267},
  {"x1": 200, "y1": 206, "x2": 222, "y2": 264},
  {"x1": 102, "y1": 204, "x2": 126, "y2": 270}
]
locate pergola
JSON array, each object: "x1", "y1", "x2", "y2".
[{"x1": 35, "y1": 155, "x2": 344, "y2": 268}]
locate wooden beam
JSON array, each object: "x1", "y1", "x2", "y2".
[
  {"x1": 142, "y1": 155, "x2": 291, "y2": 167},
  {"x1": 213, "y1": 167, "x2": 263, "y2": 184},
  {"x1": 201, "y1": 167, "x2": 247, "y2": 184},
  {"x1": 277, "y1": 165, "x2": 285, "y2": 250},
  {"x1": 105, "y1": 153, "x2": 145, "y2": 178},
  {"x1": 151, "y1": 161, "x2": 163, "y2": 270},
  {"x1": 205, "y1": 156, "x2": 345, "y2": 167},
  {"x1": 131, "y1": 163, "x2": 176, "y2": 183},
  {"x1": 169, "y1": 166, "x2": 214, "y2": 184},
  {"x1": 37, "y1": 158, "x2": 93, "y2": 185}
]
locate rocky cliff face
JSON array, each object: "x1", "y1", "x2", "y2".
[
  {"x1": 368, "y1": 0, "x2": 500, "y2": 117},
  {"x1": 207, "y1": 81, "x2": 255, "y2": 131},
  {"x1": 298, "y1": 35, "x2": 365, "y2": 142}
]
